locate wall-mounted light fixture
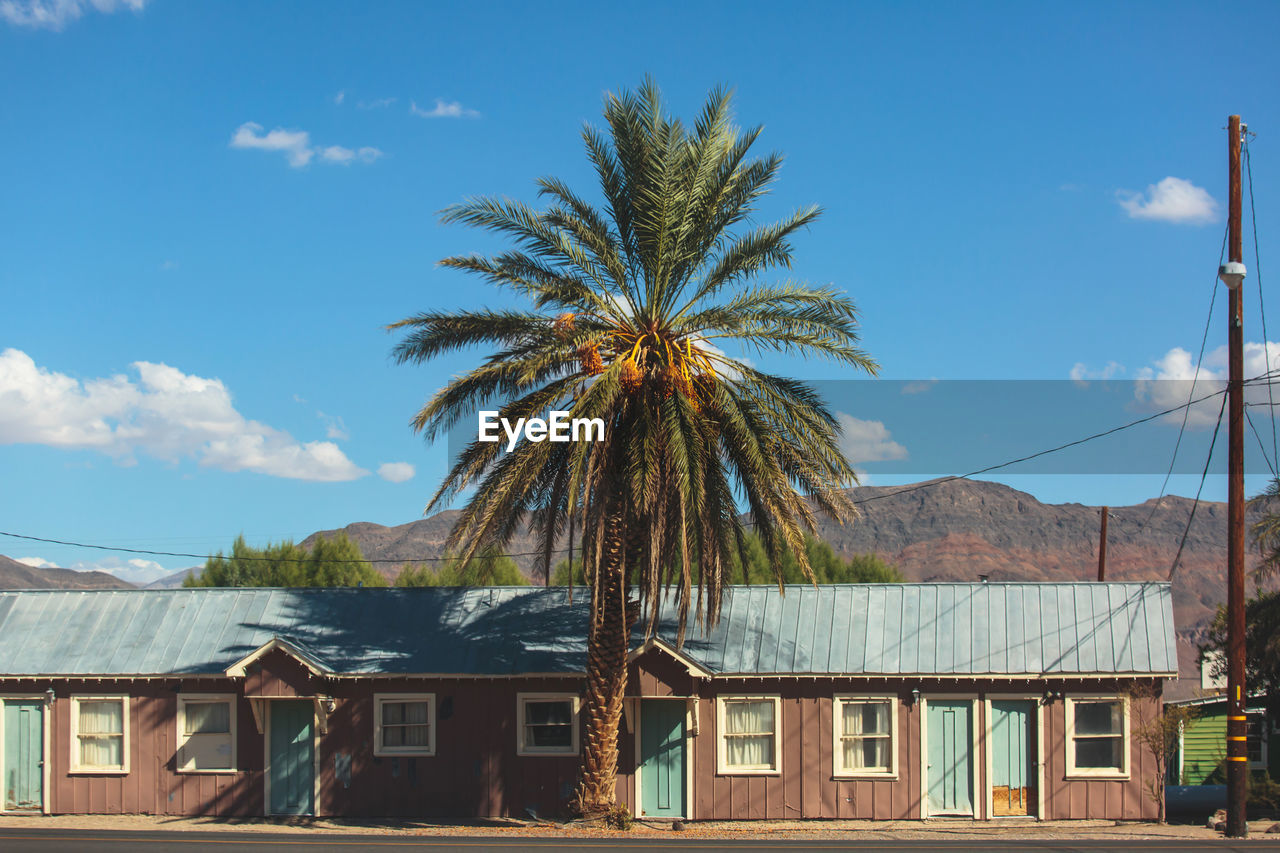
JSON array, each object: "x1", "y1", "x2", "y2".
[
  {"x1": 909, "y1": 687, "x2": 921, "y2": 707},
  {"x1": 44, "y1": 687, "x2": 55, "y2": 706}
]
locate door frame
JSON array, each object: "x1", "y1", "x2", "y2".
[
  {"x1": 0, "y1": 695, "x2": 51, "y2": 815},
  {"x1": 918, "y1": 695, "x2": 980, "y2": 819},
  {"x1": 983, "y1": 694, "x2": 1044, "y2": 821},
  {"x1": 631, "y1": 697, "x2": 694, "y2": 820},
  {"x1": 262, "y1": 698, "x2": 320, "y2": 817}
]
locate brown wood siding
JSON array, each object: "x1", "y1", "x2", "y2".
[
  {"x1": 47, "y1": 679, "x2": 262, "y2": 816},
  {"x1": 12, "y1": 659, "x2": 1162, "y2": 821},
  {"x1": 244, "y1": 650, "x2": 317, "y2": 698},
  {"x1": 1041, "y1": 689, "x2": 1159, "y2": 821}
]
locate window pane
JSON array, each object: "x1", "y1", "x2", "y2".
[
  {"x1": 843, "y1": 701, "x2": 889, "y2": 736},
  {"x1": 382, "y1": 702, "x2": 404, "y2": 725},
  {"x1": 726, "y1": 734, "x2": 773, "y2": 767},
  {"x1": 186, "y1": 733, "x2": 233, "y2": 770},
  {"x1": 79, "y1": 700, "x2": 123, "y2": 735},
  {"x1": 184, "y1": 701, "x2": 231, "y2": 735},
  {"x1": 527, "y1": 723, "x2": 572, "y2": 748},
  {"x1": 525, "y1": 700, "x2": 571, "y2": 726},
  {"x1": 1074, "y1": 701, "x2": 1121, "y2": 736},
  {"x1": 1075, "y1": 735, "x2": 1122, "y2": 769},
  {"x1": 844, "y1": 736, "x2": 890, "y2": 771},
  {"x1": 725, "y1": 701, "x2": 773, "y2": 735},
  {"x1": 79, "y1": 734, "x2": 123, "y2": 767}
]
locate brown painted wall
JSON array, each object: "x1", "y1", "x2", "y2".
[{"x1": 8, "y1": 655, "x2": 1161, "y2": 822}]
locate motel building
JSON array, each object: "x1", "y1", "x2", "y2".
[{"x1": 0, "y1": 582, "x2": 1175, "y2": 821}]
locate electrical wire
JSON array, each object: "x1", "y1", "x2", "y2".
[
  {"x1": 1168, "y1": 390, "x2": 1229, "y2": 580},
  {"x1": 7, "y1": 375, "x2": 1275, "y2": 570},
  {"x1": 1136, "y1": 224, "x2": 1229, "y2": 536},
  {"x1": 1245, "y1": 136, "x2": 1276, "y2": 472}
]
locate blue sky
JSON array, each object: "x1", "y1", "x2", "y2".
[{"x1": 2, "y1": 0, "x2": 1278, "y2": 582}]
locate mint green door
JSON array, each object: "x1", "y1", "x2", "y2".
[
  {"x1": 269, "y1": 701, "x2": 314, "y2": 815},
  {"x1": 990, "y1": 700, "x2": 1035, "y2": 816},
  {"x1": 927, "y1": 700, "x2": 973, "y2": 815},
  {"x1": 3, "y1": 700, "x2": 43, "y2": 811},
  {"x1": 639, "y1": 700, "x2": 685, "y2": 817}
]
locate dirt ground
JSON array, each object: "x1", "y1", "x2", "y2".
[{"x1": 0, "y1": 813, "x2": 1278, "y2": 841}]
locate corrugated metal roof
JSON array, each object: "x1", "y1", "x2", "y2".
[{"x1": 0, "y1": 582, "x2": 1177, "y2": 678}]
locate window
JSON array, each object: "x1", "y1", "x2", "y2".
[
  {"x1": 834, "y1": 696, "x2": 897, "y2": 777},
  {"x1": 1065, "y1": 697, "x2": 1129, "y2": 778},
  {"x1": 373, "y1": 694, "x2": 436, "y2": 757},
  {"x1": 717, "y1": 696, "x2": 781, "y2": 774},
  {"x1": 516, "y1": 693, "x2": 578, "y2": 756},
  {"x1": 71, "y1": 696, "x2": 128, "y2": 773},
  {"x1": 177, "y1": 695, "x2": 236, "y2": 772},
  {"x1": 1247, "y1": 713, "x2": 1267, "y2": 768}
]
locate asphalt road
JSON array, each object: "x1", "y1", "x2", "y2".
[{"x1": 0, "y1": 829, "x2": 1277, "y2": 853}]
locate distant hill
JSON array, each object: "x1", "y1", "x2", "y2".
[
  {"x1": 144, "y1": 567, "x2": 200, "y2": 588},
  {"x1": 0, "y1": 554, "x2": 135, "y2": 590},
  {"x1": 304, "y1": 479, "x2": 1266, "y2": 699}
]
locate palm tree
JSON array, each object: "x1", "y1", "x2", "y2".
[{"x1": 391, "y1": 80, "x2": 877, "y2": 816}]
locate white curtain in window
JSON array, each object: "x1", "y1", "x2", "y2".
[
  {"x1": 382, "y1": 701, "x2": 430, "y2": 747},
  {"x1": 842, "y1": 702, "x2": 890, "y2": 770},
  {"x1": 725, "y1": 701, "x2": 774, "y2": 767},
  {"x1": 184, "y1": 702, "x2": 230, "y2": 735},
  {"x1": 78, "y1": 700, "x2": 123, "y2": 767}
]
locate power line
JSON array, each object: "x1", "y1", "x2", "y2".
[
  {"x1": 1168, "y1": 389, "x2": 1229, "y2": 580},
  {"x1": 1246, "y1": 407, "x2": 1279, "y2": 479},
  {"x1": 1245, "y1": 136, "x2": 1276, "y2": 472},
  {"x1": 1138, "y1": 224, "x2": 1229, "y2": 535},
  {"x1": 5, "y1": 376, "x2": 1269, "y2": 568}
]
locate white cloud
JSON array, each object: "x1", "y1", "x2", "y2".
[
  {"x1": 318, "y1": 412, "x2": 348, "y2": 440},
  {"x1": 358, "y1": 96, "x2": 397, "y2": 110},
  {"x1": 0, "y1": 348, "x2": 368, "y2": 481},
  {"x1": 378, "y1": 462, "x2": 415, "y2": 483},
  {"x1": 410, "y1": 99, "x2": 480, "y2": 119},
  {"x1": 1, "y1": 0, "x2": 144, "y2": 30},
  {"x1": 1117, "y1": 177, "x2": 1218, "y2": 224},
  {"x1": 333, "y1": 89, "x2": 346, "y2": 106},
  {"x1": 901, "y1": 379, "x2": 937, "y2": 395},
  {"x1": 71, "y1": 557, "x2": 170, "y2": 585},
  {"x1": 836, "y1": 414, "x2": 909, "y2": 463},
  {"x1": 17, "y1": 554, "x2": 169, "y2": 584},
  {"x1": 1135, "y1": 341, "x2": 1280, "y2": 427},
  {"x1": 1069, "y1": 360, "x2": 1124, "y2": 382},
  {"x1": 230, "y1": 122, "x2": 382, "y2": 169},
  {"x1": 319, "y1": 144, "x2": 383, "y2": 165}
]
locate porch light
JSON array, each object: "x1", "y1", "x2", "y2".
[{"x1": 44, "y1": 687, "x2": 55, "y2": 705}]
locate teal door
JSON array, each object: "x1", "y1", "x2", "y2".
[
  {"x1": 990, "y1": 700, "x2": 1035, "y2": 816},
  {"x1": 3, "y1": 700, "x2": 42, "y2": 811},
  {"x1": 639, "y1": 700, "x2": 685, "y2": 817},
  {"x1": 268, "y1": 701, "x2": 314, "y2": 816},
  {"x1": 927, "y1": 700, "x2": 973, "y2": 815}
]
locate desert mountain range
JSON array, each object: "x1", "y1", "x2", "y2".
[{"x1": 6, "y1": 479, "x2": 1267, "y2": 698}]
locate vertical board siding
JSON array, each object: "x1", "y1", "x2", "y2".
[{"x1": 18, "y1": 663, "x2": 1161, "y2": 821}]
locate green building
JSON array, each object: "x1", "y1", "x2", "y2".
[{"x1": 1167, "y1": 694, "x2": 1275, "y2": 785}]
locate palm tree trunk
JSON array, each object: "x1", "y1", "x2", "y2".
[{"x1": 573, "y1": 512, "x2": 635, "y2": 816}]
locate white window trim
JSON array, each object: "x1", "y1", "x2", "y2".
[
  {"x1": 69, "y1": 695, "x2": 130, "y2": 775},
  {"x1": 1064, "y1": 695, "x2": 1129, "y2": 780},
  {"x1": 373, "y1": 693, "x2": 437, "y2": 757},
  {"x1": 832, "y1": 694, "x2": 898, "y2": 779},
  {"x1": 516, "y1": 693, "x2": 580, "y2": 757},
  {"x1": 176, "y1": 694, "x2": 237, "y2": 774},
  {"x1": 715, "y1": 695, "x2": 782, "y2": 776}
]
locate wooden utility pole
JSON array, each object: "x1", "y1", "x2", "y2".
[
  {"x1": 1223, "y1": 113, "x2": 1248, "y2": 839},
  {"x1": 1097, "y1": 506, "x2": 1108, "y2": 581}
]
